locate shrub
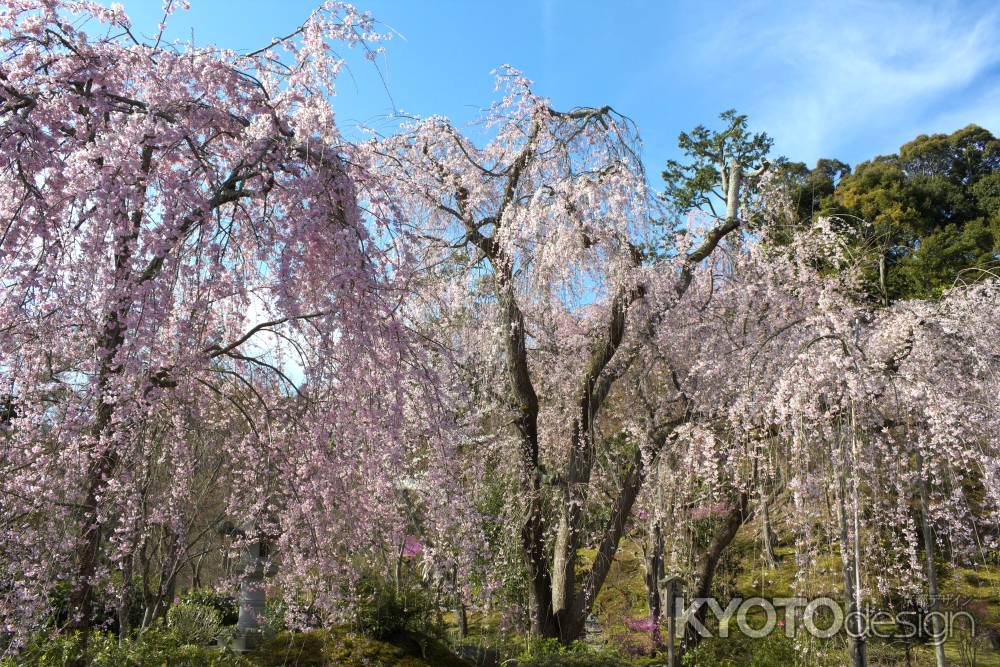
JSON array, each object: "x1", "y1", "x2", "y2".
[
  {"x1": 2, "y1": 629, "x2": 254, "y2": 667},
  {"x1": 0, "y1": 631, "x2": 88, "y2": 666},
  {"x1": 354, "y1": 575, "x2": 443, "y2": 641},
  {"x1": 515, "y1": 639, "x2": 636, "y2": 667},
  {"x1": 262, "y1": 595, "x2": 293, "y2": 635},
  {"x1": 167, "y1": 602, "x2": 223, "y2": 646},
  {"x1": 181, "y1": 588, "x2": 239, "y2": 626}
]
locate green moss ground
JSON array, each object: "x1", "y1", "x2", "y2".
[
  {"x1": 560, "y1": 502, "x2": 1000, "y2": 666},
  {"x1": 252, "y1": 628, "x2": 473, "y2": 667},
  {"x1": 247, "y1": 517, "x2": 998, "y2": 666}
]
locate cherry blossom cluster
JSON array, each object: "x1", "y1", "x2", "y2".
[{"x1": 0, "y1": 0, "x2": 470, "y2": 640}]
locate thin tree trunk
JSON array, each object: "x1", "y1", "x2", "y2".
[
  {"x1": 551, "y1": 486, "x2": 580, "y2": 628},
  {"x1": 836, "y1": 438, "x2": 866, "y2": 667},
  {"x1": 879, "y1": 252, "x2": 889, "y2": 307},
  {"x1": 917, "y1": 452, "x2": 947, "y2": 667},
  {"x1": 760, "y1": 491, "x2": 778, "y2": 568},
  {"x1": 523, "y1": 492, "x2": 557, "y2": 638},
  {"x1": 645, "y1": 520, "x2": 665, "y2": 623},
  {"x1": 680, "y1": 493, "x2": 749, "y2": 657},
  {"x1": 68, "y1": 146, "x2": 154, "y2": 662},
  {"x1": 117, "y1": 556, "x2": 135, "y2": 638},
  {"x1": 451, "y1": 567, "x2": 468, "y2": 639},
  {"x1": 456, "y1": 603, "x2": 468, "y2": 639},
  {"x1": 665, "y1": 585, "x2": 677, "y2": 667},
  {"x1": 67, "y1": 298, "x2": 128, "y2": 651},
  {"x1": 192, "y1": 553, "x2": 204, "y2": 590},
  {"x1": 494, "y1": 264, "x2": 557, "y2": 639}
]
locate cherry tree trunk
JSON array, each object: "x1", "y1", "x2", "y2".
[
  {"x1": 550, "y1": 493, "x2": 582, "y2": 634},
  {"x1": 917, "y1": 453, "x2": 947, "y2": 667},
  {"x1": 523, "y1": 496, "x2": 558, "y2": 638},
  {"x1": 760, "y1": 495, "x2": 778, "y2": 568},
  {"x1": 680, "y1": 494, "x2": 748, "y2": 657},
  {"x1": 645, "y1": 521, "x2": 665, "y2": 623},
  {"x1": 836, "y1": 463, "x2": 867, "y2": 667},
  {"x1": 68, "y1": 303, "x2": 130, "y2": 644}
]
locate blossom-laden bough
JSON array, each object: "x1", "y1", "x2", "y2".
[
  {"x1": 0, "y1": 0, "x2": 472, "y2": 649},
  {"x1": 369, "y1": 67, "x2": 773, "y2": 642}
]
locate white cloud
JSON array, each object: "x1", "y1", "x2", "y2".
[{"x1": 690, "y1": 0, "x2": 1000, "y2": 162}]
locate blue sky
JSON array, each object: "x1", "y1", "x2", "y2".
[{"x1": 109, "y1": 0, "x2": 1000, "y2": 179}]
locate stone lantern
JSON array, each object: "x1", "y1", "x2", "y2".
[{"x1": 218, "y1": 519, "x2": 279, "y2": 652}]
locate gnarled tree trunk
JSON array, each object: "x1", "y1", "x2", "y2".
[{"x1": 680, "y1": 492, "x2": 749, "y2": 657}]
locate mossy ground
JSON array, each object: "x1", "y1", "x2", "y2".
[
  {"x1": 251, "y1": 627, "x2": 473, "y2": 667},
  {"x1": 576, "y1": 519, "x2": 1000, "y2": 666},
  {"x1": 451, "y1": 509, "x2": 999, "y2": 666}
]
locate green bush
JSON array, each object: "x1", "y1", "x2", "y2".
[
  {"x1": 101, "y1": 629, "x2": 246, "y2": 666},
  {"x1": 1, "y1": 631, "x2": 88, "y2": 666},
  {"x1": 353, "y1": 575, "x2": 443, "y2": 641},
  {"x1": 515, "y1": 639, "x2": 632, "y2": 667},
  {"x1": 181, "y1": 588, "x2": 239, "y2": 626},
  {"x1": 262, "y1": 595, "x2": 292, "y2": 635},
  {"x1": 167, "y1": 602, "x2": 224, "y2": 646},
  {"x1": 2, "y1": 629, "x2": 253, "y2": 667}
]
